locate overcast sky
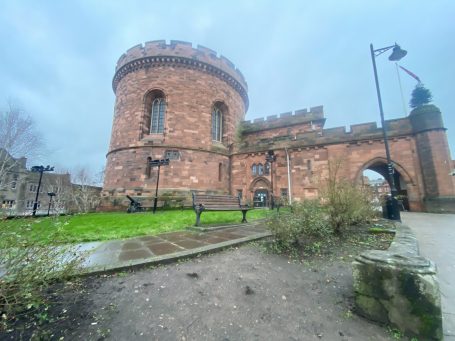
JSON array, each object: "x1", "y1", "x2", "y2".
[{"x1": 1, "y1": 0, "x2": 454, "y2": 178}]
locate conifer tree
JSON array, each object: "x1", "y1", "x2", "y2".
[{"x1": 410, "y1": 84, "x2": 433, "y2": 108}]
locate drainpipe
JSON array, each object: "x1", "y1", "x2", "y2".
[
  {"x1": 285, "y1": 147, "x2": 292, "y2": 204},
  {"x1": 228, "y1": 143, "x2": 233, "y2": 195}
]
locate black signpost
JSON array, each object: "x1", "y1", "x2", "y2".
[
  {"x1": 31, "y1": 165, "x2": 54, "y2": 216},
  {"x1": 149, "y1": 158, "x2": 170, "y2": 214},
  {"x1": 265, "y1": 150, "x2": 277, "y2": 209},
  {"x1": 47, "y1": 192, "x2": 56, "y2": 216}
]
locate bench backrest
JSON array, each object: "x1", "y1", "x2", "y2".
[{"x1": 192, "y1": 193, "x2": 241, "y2": 209}]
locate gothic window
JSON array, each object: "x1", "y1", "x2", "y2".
[
  {"x1": 252, "y1": 164, "x2": 257, "y2": 176},
  {"x1": 218, "y1": 163, "x2": 222, "y2": 182},
  {"x1": 150, "y1": 97, "x2": 166, "y2": 133},
  {"x1": 211, "y1": 106, "x2": 223, "y2": 142},
  {"x1": 265, "y1": 162, "x2": 270, "y2": 175},
  {"x1": 257, "y1": 163, "x2": 264, "y2": 176}
]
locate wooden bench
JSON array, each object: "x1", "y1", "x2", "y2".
[{"x1": 192, "y1": 193, "x2": 251, "y2": 226}]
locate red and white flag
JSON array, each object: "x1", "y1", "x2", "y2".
[{"x1": 398, "y1": 65, "x2": 421, "y2": 83}]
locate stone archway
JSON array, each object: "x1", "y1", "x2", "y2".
[
  {"x1": 355, "y1": 157, "x2": 418, "y2": 211},
  {"x1": 249, "y1": 177, "x2": 271, "y2": 208}
]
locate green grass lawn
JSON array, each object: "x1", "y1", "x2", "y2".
[{"x1": 0, "y1": 209, "x2": 271, "y2": 245}]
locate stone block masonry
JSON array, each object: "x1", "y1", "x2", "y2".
[
  {"x1": 101, "y1": 40, "x2": 455, "y2": 212},
  {"x1": 102, "y1": 41, "x2": 247, "y2": 209},
  {"x1": 352, "y1": 223, "x2": 442, "y2": 340}
]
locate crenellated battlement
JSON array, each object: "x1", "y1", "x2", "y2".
[
  {"x1": 238, "y1": 115, "x2": 414, "y2": 152},
  {"x1": 115, "y1": 40, "x2": 246, "y2": 87},
  {"x1": 113, "y1": 40, "x2": 248, "y2": 108},
  {"x1": 241, "y1": 105, "x2": 325, "y2": 133}
]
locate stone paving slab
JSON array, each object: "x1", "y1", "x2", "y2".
[
  {"x1": 81, "y1": 221, "x2": 271, "y2": 275},
  {"x1": 402, "y1": 212, "x2": 455, "y2": 340}
]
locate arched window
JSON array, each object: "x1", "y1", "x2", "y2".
[
  {"x1": 252, "y1": 164, "x2": 257, "y2": 176},
  {"x1": 212, "y1": 106, "x2": 223, "y2": 142},
  {"x1": 258, "y1": 163, "x2": 264, "y2": 176},
  {"x1": 218, "y1": 163, "x2": 222, "y2": 182},
  {"x1": 144, "y1": 90, "x2": 166, "y2": 136},
  {"x1": 265, "y1": 162, "x2": 270, "y2": 175},
  {"x1": 150, "y1": 98, "x2": 166, "y2": 133}
]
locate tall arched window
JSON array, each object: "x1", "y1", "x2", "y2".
[
  {"x1": 212, "y1": 106, "x2": 223, "y2": 142},
  {"x1": 144, "y1": 90, "x2": 166, "y2": 137},
  {"x1": 150, "y1": 97, "x2": 166, "y2": 133}
]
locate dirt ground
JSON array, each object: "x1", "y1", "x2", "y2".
[
  {"x1": 4, "y1": 250, "x2": 405, "y2": 340},
  {"x1": 2, "y1": 225, "x2": 407, "y2": 341}
]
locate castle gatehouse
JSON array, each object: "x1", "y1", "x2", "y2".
[{"x1": 101, "y1": 40, "x2": 455, "y2": 213}]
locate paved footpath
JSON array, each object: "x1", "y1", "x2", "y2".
[
  {"x1": 401, "y1": 212, "x2": 455, "y2": 340},
  {"x1": 78, "y1": 220, "x2": 271, "y2": 274}
]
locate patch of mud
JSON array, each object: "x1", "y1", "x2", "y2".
[{"x1": 3, "y1": 246, "x2": 402, "y2": 340}]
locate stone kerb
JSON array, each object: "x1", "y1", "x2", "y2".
[{"x1": 352, "y1": 223, "x2": 443, "y2": 340}]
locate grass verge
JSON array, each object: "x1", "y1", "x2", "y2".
[{"x1": 0, "y1": 209, "x2": 270, "y2": 246}]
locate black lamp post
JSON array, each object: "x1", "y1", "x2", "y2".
[
  {"x1": 148, "y1": 158, "x2": 170, "y2": 214},
  {"x1": 47, "y1": 192, "x2": 56, "y2": 216},
  {"x1": 370, "y1": 43, "x2": 407, "y2": 221},
  {"x1": 265, "y1": 150, "x2": 277, "y2": 209},
  {"x1": 31, "y1": 165, "x2": 54, "y2": 217}
]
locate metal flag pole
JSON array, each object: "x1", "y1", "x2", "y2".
[{"x1": 395, "y1": 63, "x2": 408, "y2": 116}]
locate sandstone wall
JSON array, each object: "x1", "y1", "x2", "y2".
[
  {"x1": 353, "y1": 223, "x2": 442, "y2": 339},
  {"x1": 102, "y1": 41, "x2": 247, "y2": 208}
]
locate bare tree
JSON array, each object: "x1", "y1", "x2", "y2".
[
  {"x1": 70, "y1": 167, "x2": 101, "y2": 213},
  {"x1": 44, "y1": 172, "x2": 73, "y2": 215},
  {"x1": 0, "y1": 101, "x2": 43, "y2": 185}
]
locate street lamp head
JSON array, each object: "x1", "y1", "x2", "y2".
[
  {"x1": 388, "y1": 44, "x2": 407, "y2": 61},
  {"x1": 31, "y1": 165, "x2": 54, "y2": 172},
  {"x1": 265, "y1": 150, "x2": 277, "y2": 163}
]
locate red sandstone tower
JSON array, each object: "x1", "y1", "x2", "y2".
[
  {"x1": 409, "y1": 104, "x2": 455, "y2": 211},
  {"x1": 102, "y1": 40, "x2": 455, "y2": 213},
  {"x1": 102, "y1": 40, "x2": 248, "y2": 209}
]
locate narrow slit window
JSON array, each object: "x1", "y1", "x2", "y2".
[
  {"x1": 146, "y1": 157, "x2": 152, "y2": 178},
  {"x1": 211, "y1": 106, "x2": 222, "y2": 142}
]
